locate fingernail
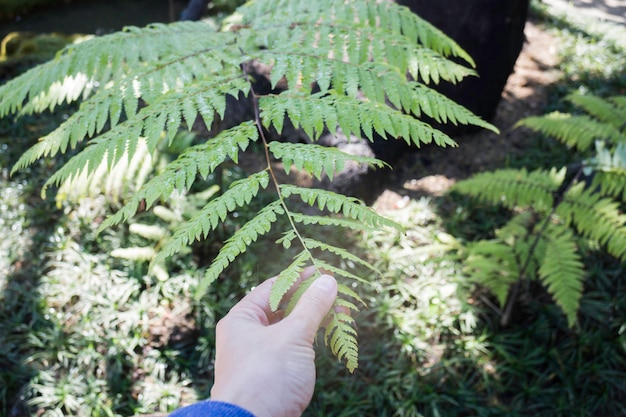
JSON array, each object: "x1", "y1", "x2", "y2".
[{"x1": 313, "y1": 274, "x2": 336, "y2": 292}]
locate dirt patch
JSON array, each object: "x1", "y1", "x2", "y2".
[{"x1": 374, "y1": 20, "x2": 562, "y2": 211}]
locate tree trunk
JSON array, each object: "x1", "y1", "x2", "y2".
[{"x1": 397, "y1": 0, "x2": 530, "y2": 123}]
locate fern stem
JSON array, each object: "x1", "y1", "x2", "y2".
[
  {"x1": 243, "y1": 64, "x2": 322, "y2": 277},
  {"x1": 500, "y1": 167, "x2": 584, "y2": 326}
]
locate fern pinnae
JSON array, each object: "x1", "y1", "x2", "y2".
[
  {"x1": 260, "y1": 92, "x2": 457, "y2": 147},
  {"x1": 29, "y1": 75, "x2": 250, "y2": 194},
  {"x1": 280, "y1": 184, "x2": 404, "y2": 232},
  {"x1": 256, "y1": 23, "x2": 473, "y2": 87},
  {"x1": 310, "y1": 260, "x2": 371, "y2": 286},
  {"x1": 566, "y1": 93, "x2": 625, "y2": 131},
  {"x1": 517, "y1": 113, "x2": 625, "y2": 151},
  {"x1": 537, "y1": 223, "x2": 585, "y2": 326},
  {"x1": 302, "y1": 238, "x2": 381, "y2": 276},
  {"x1": 465, "y1": 240, "x2": 520, "y2": 307},
  {"x1": 325, "y1": 311, "x2": 359, "y2": 372},
  {"x1": 269, "y1": 251, "x2": 311, "y2": 311},
  {"x1": 290, "y1": 213, "x2": 376, "y2": 233},
  {"x1": 269, "y1": 141, "x2": 387, "y2": 181},
  {"x1": 99, "y1": 122, "x2": 257, "y2": 230},
  {"x1": 196, "y1": 200, "x2": 285, "y2": 299},
  {"x1": 241, "y1": 0, "x2": 473, "y2": 67},
  {"x1": 155, "y1": 171, "x2": 270, "y2": 264},
  {"x1": 558, "y1": 185, "x2": 626, "y2": 261},
  {"x1": 452, "y1": 168, "x2": 565, "y2": 213},
  {"x1": 0, "y1": 22, "x2": 225, "y2": 117}
]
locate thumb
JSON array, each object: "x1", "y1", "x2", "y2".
[{"x1": 287, "y1": 274, "x2": 337, "y2": 338}]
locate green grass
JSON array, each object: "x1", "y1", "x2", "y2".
[{"x1": 1, "y1": 1, "x2": 626, "y2": 416}]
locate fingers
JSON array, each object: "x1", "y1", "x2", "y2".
[
  {"x1": 286, "y1": 274, "x2": 337, "y2": 339},
  {"x1": 228, "y1": 268, "x2": 336, "y2": 330},
  {"x1": 229, "y1": 277, "x2": 276, "y2": 325}
]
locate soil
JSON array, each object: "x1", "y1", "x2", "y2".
[{"x1": 372, "y1": 20, "x2": 562, "y2": 212}]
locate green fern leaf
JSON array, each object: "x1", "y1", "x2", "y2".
[
  {"x1": 239, "y1": 0, "x2": 474, "y2": 67},
  {"x1": 302, "y1": 238, "x2": 380, "y2": 276},
  {"x1": 269, "y1": 142, "x2": 387, "y2": 181},
  {"x1": 13, "y1": 75, "x2": 250, "y2": 180},
  {"x1": 466, "y1": 240, "x2": 520, "y2": 307},
  {"x1": 196, "y1": 200, "x2": 285, "y2": 299},
  {"x1": 269, "y1": 250, "x2": 310, "y2": 311},
  {"x1": 537, "y1": 224, "x2": 585, "y2": 326},
  {"x1": 566, "y1": 93, "x2": 625, "y2": 131},
  {"x1": 290, "y1": 212, "x2": 375, "y2": 234},
  {"x1": 558, "y1": 183, "x2": 626, "y2": 261},
  {"x1": 261, "y1": 92, "x2": 457, "y2": 147},
  {"x1": 517, "y1": 113, "x2": 625, "y2": 151},
  {"x1": 593, "y1": 171, "x2": 626, "y2": 201},
  {"x1": 155, "y1": 171, "x2": 270, "y2": 264},
  {"x1": 256, "y1": 23, "x2": 474, "y2": 88},
  {"x1": 0, "y1": 22, "x2": 234, "y2": 117},
  {"x1": 280, "y1": 185, "x2": 404, "y2": 232},
  {"x1": 452, "y1": 168, "x2": 565, "y2": 213},
  {"x1": 99, "y1": 121, "x2": 257, "y2": 230},
  {"x1": 325, "y1": 311, "x2": 359, "y2": 372},
  {"x1": 408, "y1": 82, "x2": 498, "y2": 133}
]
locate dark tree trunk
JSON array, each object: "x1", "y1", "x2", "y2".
[
  {"x1": 397, "y1": 0, "x2": 530, "y2": 123},
  {"x1": 180, "y1": 0, "x2": 211, "y2": 21}
]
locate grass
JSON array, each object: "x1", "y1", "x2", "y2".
[{"x1": 1, "y1": 1, "x2": 626, "y2": 416}]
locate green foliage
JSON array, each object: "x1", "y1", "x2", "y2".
[
  {"x1": 454, "y1": 93, "x2": 626, "y2": 326},
  {"x1": 0, "y1": 0, "x2": 493, "y2": 371}
]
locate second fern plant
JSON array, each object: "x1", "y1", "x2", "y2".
[
  {"x1": 453, "y1": 93, "x2": 626, "y2": 327},
  {"x1": 0, "y1": 0, "x2": 494, "y2": 370}
]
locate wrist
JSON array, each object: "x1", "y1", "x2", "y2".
[{"x1": 211, "y1": 386, "x2": 270, "y2": 417}]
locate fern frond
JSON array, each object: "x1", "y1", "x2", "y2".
[
  {"x1": 452, "y1": 168, "x2": 565, "y2": 213},
  {"x1": 269, "y1": 141, "x2": 387, "y2": 181},
  {"x1": 516, "y1": 112, "x2": 625, "y2": 151},
  {"x1": 261, "y1": 92, "x2": 457, "y2": 147},
  {"x1": 537, "y1": 223, "x2": 585, "y2": 326},
  {"x1": 237, "y1": 0, "x2": 474, "y2": 66},
  {"x1": 255, "y1": 23, "x2": 474, "y2": 88},
  {"x1": 263, "y1": 48, "x2": 491, "y2": 133},
  {"x1": 465, "y1": 240, "x2": 520, "y2": 307},
  {"x1": 269, "y1": 250, "x2": 310, "y2": 311},
  {"x1": 155, "y1": 171, "x2": 270, "y2": 264},
  {"x1": 407, "y1": 83, "x2": 498, "y2": 132},
  {"x1": 309, "y1": 260, "x2": 370, "y2": 285},
  {"x1": 610, "y1": 96, "x2": 626, "y2": 115},
  {"x1": 27, "y1": 78, "x2": 249, "y2": 193},
  {"x1": 56, "y1": 135, "x2": 155, "y2": 204},
  {"x1": 100, "y1": 121, "x2": 256, "y2": 230},
  {"x1": 0, "y1": 22, "x2": 233, "y2": 116},
  {"x1": 566, "y1": 93, "x2": 626, "y2": 131},
  {"x1": 302, "y1": 238, "x2": 380, "y2": 276},
  {"x1": 278, "y1": 270, "x2": 361, "y2": 372},
  {"x1": 324, "y1": 312, "x2": 359, "y2": 372},
  {"x1": 290, "y1": 212, "x2": 376, "y2": 234},
  {"x1": 558, "y1": 183, "x2": 626, "y2": 261},
  {"x1": 588, "y1": 141, "x2": 626, "y2": 200},
  {"x1": 593, "y1": 172, "x2": 626, "y2": 201},
  {"x1": 195, "y1": 200, "x2": 285, "y2": 299},
  {"x1": 280, "y1": 185, "x2": 404, "y2": 232}
]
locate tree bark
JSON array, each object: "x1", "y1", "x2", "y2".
[{"x1": 397, "y1": 0, "x2": 530, "y2": 123}]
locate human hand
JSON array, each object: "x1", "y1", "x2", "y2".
[{"x1": 209, "y1": 267, "x2": 338, "y2": 417}]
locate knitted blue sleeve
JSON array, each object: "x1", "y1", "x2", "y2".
[{"x1": 169, "y1": 400, "x2": 256, "y2": 417}]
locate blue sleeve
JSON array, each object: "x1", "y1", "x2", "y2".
[{"x1": 169, "y1": 400, "x2": 256, "y2": 417}]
